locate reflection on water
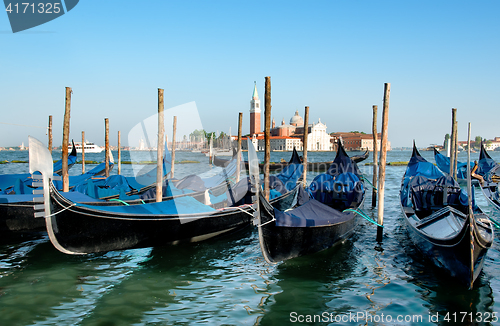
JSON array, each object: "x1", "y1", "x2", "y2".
[{"x1": 1, "y1": 149, "x2": 500, "y2": 325}]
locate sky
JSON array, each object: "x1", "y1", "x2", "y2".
[{"x1": 1, "y1": 0, "x2": 499, "y2": 149}]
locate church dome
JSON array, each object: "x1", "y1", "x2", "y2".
[{"x1": 290, "y1": 110, "x2": 304, "y2": 126}]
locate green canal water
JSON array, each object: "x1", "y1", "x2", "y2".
[{"x1": 1, "y1": 149, "x2": 499, "y2": 325}]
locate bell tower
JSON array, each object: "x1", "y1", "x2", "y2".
[{"x1": 249, "y1": 82, "x2": 261, "y2": 136}]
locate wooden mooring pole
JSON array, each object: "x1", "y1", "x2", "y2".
[
  {"x1": 209, "y1": 134, "x2": 213, "y2": 165},
  {"x1": 302, "y1": 106, "x2": 309, "y2": 185},
  {"x1": 172, "y1": 116, "x2": 177, "y2": 179},
  {"x1": 62, "y1": 87, "x2": 71, "y2": 192},
  {"x1": 81, "y1": 131, "x2": 85, "y2": 174},
  {"x1": 236, "y1": 112, "x2": 243, "y2": 182},
  {"x1": 156, "y1": 88, "x2": 165, "y2": 202},
  {"x1": 117, "y1": 131, "x2": 121, "y2": 175},
  {"x1": 453, "y1": 118, "x2": 458, "y2": 180},
  {"x1": 105, "y1": 118, "x2": 110, "y2": 178},
  {"x1": 450, "y1": 108, "x2": 457, "y2": 180},
  {"x1": 48, "y1": 115, "x2": 53, "y2": 154},
  {"x1": 377, "y1": 83, "x2": 390, "y2": 242},
  {"x1": 372, "y1": 105, "x2": 378, "y2": 207},
  {"x1": 263, "y1": 76, "x2": 271, "y2": 200}
]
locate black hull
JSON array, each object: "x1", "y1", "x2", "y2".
[
  {"x1": 0, "y1": 200, "x2": 44, "y2": 233},
  {"x1": 257, "y1": 192, "x2": 358, "y2": 263},
  {"x1": 212, "y1": 155, "x2": 233, "y2": 168},
  {"x1": 481, "y1": 181, "x2": 500, "y2": 213},
  {"x1": 47, "y1": 185, "x2": 251, "y2": 254},
  {"x1": 400, "y1": 144, "x2": 494, "y2": 288},
  {"x1": 402, "y1": 207, "x2": 492, "y2": 287},
  {"x1": 0, "y1": 167, "x2": 235, "y2": 237},
  {"x1": 46, "y1": 183, "x2": 300, "y2": 254}
]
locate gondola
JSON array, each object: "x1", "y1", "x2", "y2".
[
  {"x1": 213, "y1": 149, "x2": 369, "y2": 172},
  {"x1": 472, "y1": 143, "x2": 500, "y2": 214},
  {"x1": 213, "y1": 154, "x2": 234, "y2": 168},
  {"x1": 28, "y1": 136, "x2": 299, "y2": 254},
  {"x1": 250, "y1": 139, "x2": 365, "y2": 263},
  {"x1": 400, "y1": 144, "x2": 493, "y2": 288}
]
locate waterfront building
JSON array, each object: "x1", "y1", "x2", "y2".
[
  {"x1": 330, "y1": 132, "x2": 390, "y2": 151},
  {"x1": 486, "y1": 137, "x2": 500, "y2": 151}
]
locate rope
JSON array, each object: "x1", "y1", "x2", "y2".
[
  {"x1": 489, "y1": 217, "x2": 500, "y2": 229},
  {"x1": 343, "y1": 208, "x2": 383, "y2": 227},
  {"x1": 233, "y1": 205, "x2": 255, "y2": 217},
  {"x1": 257, "y1": 217, "x2": 276, "y2": 228},
  {"x1": 361, "y1": 175, "x2": 378, "y2": 190},
  {"x1": 108, "y1": 199, "x2": 130, "y2": 206},
  {"x1": 217, "y1": 204, "x2": 255, "y2": 217},
  {"x1": 46, "y1": 203, "x2": 77, "y2": 217}
]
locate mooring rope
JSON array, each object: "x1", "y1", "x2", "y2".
[
  {"x1": 361, "y1": 175, "x2": 378, "y2": 190},
  {"x1": 232, "y1": 205, "x2": 255, "y2": 217},
  {"x1": 257, "y1": 217, "x2": 276, "y2": 228},
  {"x1": 108, "y1": 198, "x2": 130, "y2": 206},
  {"x1": 488, "y1": 217, "x2": 500, "y2": 229},
  {"x1": 343, "y1": 208, "x2": 383, "y2": 227},
  {"x1": 46, "y1": 202, "x2": 77, "y2": 217}
]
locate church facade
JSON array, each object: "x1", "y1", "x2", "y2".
[{"x1": 243, "y1": 84, "x2": 333, "y2": 151}]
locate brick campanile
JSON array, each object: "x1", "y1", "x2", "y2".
[{"x1": 249, "y1": 82, "x2": 261, "y2": 135}]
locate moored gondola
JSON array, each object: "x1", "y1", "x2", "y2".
[
  {"x1": 400, "y1": 144, "x2": 494, "y2": 288},
  {"x1": 28, "y1": 136, "x2": 299, "y2": 254},
  {"x1": 250, "y1": 139, "x2": 365, "y2": 263}
]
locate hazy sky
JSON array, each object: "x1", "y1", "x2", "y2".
[{"x1": 1, "y1": 1, "x2": 499, "y2": 148}]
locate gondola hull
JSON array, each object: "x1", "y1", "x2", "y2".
[
  {"x1": 47, "y1": 183, "x2": 252, "y2": 254},
  {"x1": 481, "y1": 182, "x2": 500, "y2": 213},
  {"x1": 0, "y1": 197, "x2": 45, "y2": 233},
  {"x1": 249, "y1": 139, "x2": 366, "y2": 264},
  {"x1": 46, "y1": 180, "x2": 301, "y2": 254},
  {"x1": 402, "y1": 206, "x2": 492, "y2": 285},
  {"x1": 258, "y1": 193, "x2": 356, "y2": 262},
  {"x1": 0, "y1": 161, "x2": 112, "y2": 236},
  {"x1": 400, "y1": 144, "x2": 494, "y2": 288}
]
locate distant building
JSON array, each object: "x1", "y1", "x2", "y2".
[
  {"x1": 486, "y1": 137, "x2": 500, "y2": 151},
  {"x1": 330, "y1": 132, "x2": 390, "y2": 151},
  {"x1": 243, "y1": 110, "x2": 332, "y2": 151}
]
